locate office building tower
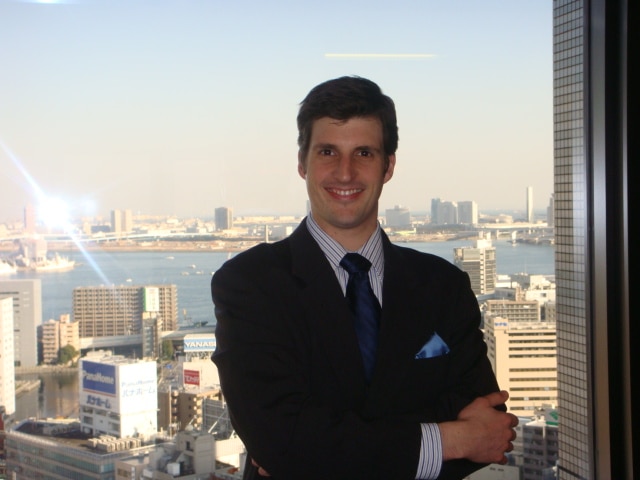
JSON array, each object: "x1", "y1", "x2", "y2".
[
  {"x1": 553, "y1": 2, "x2": 592, "y2": 477},
  {"x1": 457, "y1": 200, "x2": 478, "y2": 225},
  {"x1": 484, "y1": 308, "x2": 557, "y2": 417},
  {"x1": 73, "y1": 284, "x2": 178, "y2": 338},
  {"x1": 436, "y1": 200, "x2": 458, "y2": 225},
  {"x1": 37, "y1": 313, "x2": 80, "y2": 365},
  {"x1": 111, "y1": 209, "x2": 122, "y2": 235},
  {"x1": 521, "y1": 406, "x2": 559, "y2": 480},
  {"x1": 526, "y1": 186, "x2": 534, "y2": 223},
  {"x1": 23, "y1": 203, "x2": 36, "y2": 234},
  {"x1": 215, "y1": 206, "x2": 233, "y2": 231},
  {"x1": 0, "y1": 279, "x2": 41, "y2": 368},
  {"x1": 0, "y1": 297, "x2": 16, "y2": 415},
  {"x1": 141, "y1": 314, "x2": 163, "y2": 359},
  {"x1": 453, "y1": 238, "x2": 496, "y2": 295},
  {"x1": 430, "y1": 198, "x2": 441, "y2": 224},
  {"x1": 110, "y1": 208, "x2": 133, "y2": 236},
  {"x1": 485, "y1": 299, "x2": 541, "y2": 323},
  {"x1": 79, "y1": 352, "x2": 158, "y2": 438},
  {"x1": 385, "y1": 205, "x2": 411, "y2": 229}
]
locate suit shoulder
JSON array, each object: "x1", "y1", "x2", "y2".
[
  {"x1": 215, "y1": 239, "x2": 291, "y2": 274},
  {"x1": 391, "y1": 243, "x2": 457, "y2": 268},
  {"x1": 390, "y1": 243, "x2": 465, "y2": 277}
]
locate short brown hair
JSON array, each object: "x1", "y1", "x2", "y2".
[{"x1": 297, "y1": 76, "x2": 398, "y2": 168}]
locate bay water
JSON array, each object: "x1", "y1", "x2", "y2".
[{"x1": 11, "y1": 238, "x2": 554, "y2": 421}]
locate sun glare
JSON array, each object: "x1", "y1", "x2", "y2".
[{"x1": 38, "y1": 197, "x2": 72, "y2": 230}]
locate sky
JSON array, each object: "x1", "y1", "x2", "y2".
[{"x1": 0, "y1": 0, "x2": 553, "y2": 224}]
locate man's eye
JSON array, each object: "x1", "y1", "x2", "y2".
[
  {"x1": 358, "y1": 150, "x2": 372, "y2": 157},
  {"x1": 319, "y1": 149, "x2": 333, "y2": 156}
]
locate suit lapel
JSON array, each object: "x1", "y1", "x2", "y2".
[{"x1": 288, "y1": 222, "x2": 368, "y2": 397}]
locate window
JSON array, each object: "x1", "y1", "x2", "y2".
[{"x1": 1, "y1": 0, "x2": 636, "y2": 477}]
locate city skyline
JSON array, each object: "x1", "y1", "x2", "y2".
[
  {"x1": 2, "y1": 190, "x2": 551, "y2": 230},
  {"x1": 0, "y1": 0, "x2": 553, "y2": 223}
]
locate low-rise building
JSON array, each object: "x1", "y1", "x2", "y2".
[{"x1": 37, "y1": 313, "x2": 79, "y2": 365}]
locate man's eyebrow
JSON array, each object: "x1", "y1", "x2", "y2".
[
  {"x1": 310, "y1": 142, "x2": 382, "y2": 153},
  {"x1": 313, "y1": 142, "x2": 337, "y2": 150},
  {"x1": 354, "y1": 145, "x2": 382, "y2": 153}
]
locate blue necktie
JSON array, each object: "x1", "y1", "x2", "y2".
[{"x1": 340, "y1": 253, "x2": 381, "y2": 383}]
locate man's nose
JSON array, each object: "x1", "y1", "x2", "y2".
[{"x1": 335, "y1": 156, "x2": 355, "y2": 181}]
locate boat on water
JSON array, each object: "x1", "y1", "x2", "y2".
[
  {"x1": 0, "y1": 260, "x2": 17, "y2": 275},
  {"x1": 30, "y1": 253, "x2": 76, "y2": 272},
  {"x1": 9, "y1": 237, "x2": 76, "y2": 272}
]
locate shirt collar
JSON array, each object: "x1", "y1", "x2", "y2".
[{"x1": 305, "y1": 214, "x2": 384, "y2": 278}]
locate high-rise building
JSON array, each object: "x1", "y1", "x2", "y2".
[
  {"x1": 73, "y1": 284, "x2": 178, "y2": 338},
  {"x1": 110, "y1": 209, "x2": 133, "y2": 236},
  {"x1": 431, "y1": 197, "x2": 476, "y2": 225},
  {"x1": 431, "y1": 198, "x2": 454, "y2": 224},
  {"x1": 553, "y1": 2, "x2": 591, "y2": 477},
  {"x1": 23, "y1": 203, "x2": 36, "y2": 234},
  {"x1": 521, "y1": 406, "x2": 559, "y2": 480},
  {"x1": 546, "y1": 194, "x2": 555, "y2": 227},
  {"x1": 526, "y1": 186, "x2": 534, "y2": 223},
  {"x1": 484, "y1": 309, "x2": 557, "y2": 417},
  {"x1": 385, "y1": 205, "x2": 411, "y2": 229},
  {"x1": 0, "y1": 296, "x2": 16, "y2": 415},
  {"x1": 457, "y1": 200, "x2": 478, "y2": 225},
  {"x1": 552, "y1": 1, "x2": 635, "y2": 476},
  {"x1": 78, "y1": 352, "x2": 158, "y2": 438},
  {"x1": 110, "y1": 209, "x2": 122, "y2": 236},
  {"x1": 453, "y1": 238, "x2": 496, "y2": 295},
  {"x1": 215, "y1": 207, "x2": 233, "y2": 231},
  {"x1": 0, "y1": 279, "x2": 42, "y2": 368},
  {"x1": 37, "y1": 313, "x2": 80, "y2": 365},
  {"x1": 485, "y1": 299, "x2": 541, "y2": 324}
]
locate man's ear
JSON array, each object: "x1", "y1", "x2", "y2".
[
  {"x1": 383, "y1": 154, "x2": 396, "y2": 184},
  {"x1": 297, "y1": 152, "x2": 306, "y2": 179}
]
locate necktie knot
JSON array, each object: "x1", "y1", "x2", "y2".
[{"x1": 340, "y1": 253, "x2": 372, "y2": 275}]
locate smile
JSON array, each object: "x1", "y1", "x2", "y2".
[{"x1": 327, "y1": 188, "x2": 362, "y2": 196}]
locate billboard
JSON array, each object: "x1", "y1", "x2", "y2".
[
  {"x1": 143, "y1": 287, "x2": 160, "y2": 312},
  {"x1": 118, "y1": 362, "x2": 158, "y2": 415},
  {"x1": 82, "y1": 361, "x2": 116, "y2": 396},
  {"x1": 184, "y1": 369, "x2": 200, "y2": 386},
  {"x1": 183, "y1": 334, "x2": 216, "y2": 352}
]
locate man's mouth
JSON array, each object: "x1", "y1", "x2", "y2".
[{"x1": 327, "y1": 188, "x2": 362, "y2": 197}]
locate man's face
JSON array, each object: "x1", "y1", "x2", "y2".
[{"x1": 298, "y1": 116, "x2": 395, "y2": 244}]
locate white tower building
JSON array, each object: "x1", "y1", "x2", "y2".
[
  {"x1": 526, "y1": 186, "x2": 534, "y2": 223},
  {"x1": 453, "y1": 238, "x2": 497, "y2": 296},
  {"x1": 0, "y1": 279, "x2": 42, "y2": 368},
  {"x1": 484, "y1": 313, "x2": 557, "y2": 417},
  {"x1": 79, "y1": 352, "x2": 158, "y2": 438},
  {"x1": 0, "y1": 296, "x2": 16, "y2": 415}
]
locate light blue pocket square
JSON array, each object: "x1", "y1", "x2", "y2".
[{"x1": 415, "y1": 332, "x2": 450, "y2": 359}]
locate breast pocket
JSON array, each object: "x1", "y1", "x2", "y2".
[{"x1": 394, "y1": 354, "x2": 451, "y2": 418}]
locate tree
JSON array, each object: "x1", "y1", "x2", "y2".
[
  {"x1": 161, "y1": 339, "x2": 174, "y2": 360},
  {"x1": 58, "y1": 344, "x2": 79, "y2": 365}
]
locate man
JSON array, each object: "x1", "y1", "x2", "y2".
[{"x1": 211, "y1": 76, "x2": 517, "y2": 479}]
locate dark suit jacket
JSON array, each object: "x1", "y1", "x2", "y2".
[{"x1": 211, "y1": 219, "x2": 501, "y2": 479}]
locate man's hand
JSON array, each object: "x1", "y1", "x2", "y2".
[
  {"x1": 251, "y1": 458, "x2": 271, "y2": 477},
  {"x1": 439, "y1": 391, "x2": 518, "y2": 465}
]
